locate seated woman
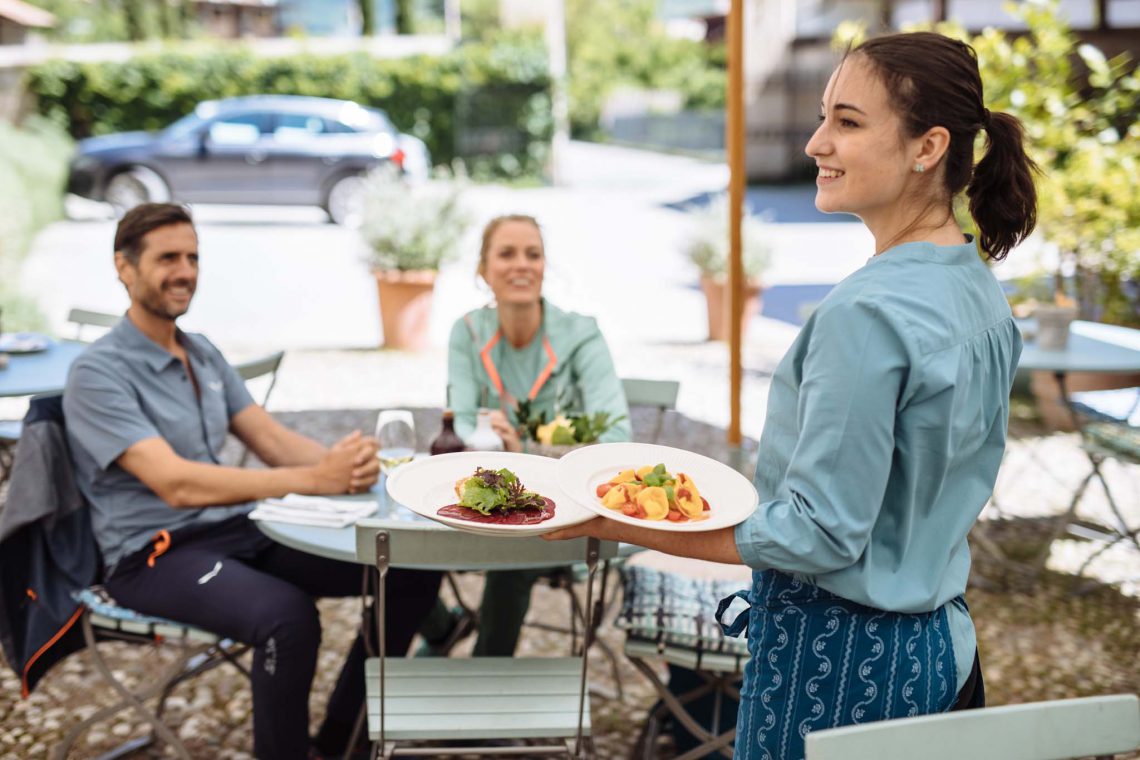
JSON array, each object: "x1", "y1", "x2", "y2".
[{"x1": 423, "y1": 214, "x2": 631, "y2": 656}]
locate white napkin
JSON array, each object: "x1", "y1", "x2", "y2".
[{"x1": 248, "y1": 494, "x2": 377, "y2": 528}]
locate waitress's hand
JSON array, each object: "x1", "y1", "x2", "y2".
[{"x1": 487, "y1": 409, "x2": 523, "y2": 452}]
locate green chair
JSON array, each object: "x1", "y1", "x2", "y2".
[
  {"x1": 231, "y1": 351, "x2": 285, "y2": 466},
  {"x1": 622, "y1": 377, "x2": 681, "y2": 444},
  {"x1": 804, "y1": 693, "x2": 1140, "y2": 760},
  {"x1": 355, "y1": 522, "x2": 612, "y2": 759},
  {"x1": 526, "y1": 379, "x2": 682, "y2": 699},
  {"x1": 66, "y1": 308, "x2": 120, "y2": 340}
]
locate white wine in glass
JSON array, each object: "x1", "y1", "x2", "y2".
[{"x1": 375, "y1": 409, "x2": 416, "y2": 475}]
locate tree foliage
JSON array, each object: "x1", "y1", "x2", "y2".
[
  {"x1": 837, "y1": 0, "x2": 1140, "y2": 324},
  {"x1": 32, "y1": 0, "x2": 196, "y2": 42},
  {"x1": 562, "y1": 0, "x2": 725, "y2": 137},
  {"x1": 0, "y1": 118, "x2": 72, "y2": 331}
]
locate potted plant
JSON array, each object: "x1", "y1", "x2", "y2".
[
  {"x1": 514, "y1": 400, "x2": 626, "y2": 458},
  {"x1": 358, "y1": 168, "x2": 472, "y2": 350},
  {"x1": 684, "y1": 197, "x2": 773, "y2": 342}
]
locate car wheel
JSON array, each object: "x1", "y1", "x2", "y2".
[
  {"x1": 325, "y1": 174, "x2": 367, "y2": 227},
  {"x1": 105, "y1": 166, "x2": 171, "y2": 216}
]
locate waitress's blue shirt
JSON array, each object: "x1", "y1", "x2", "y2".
[{"x1": 734, "y1": 238, "x2": 1021, "y2": 689}]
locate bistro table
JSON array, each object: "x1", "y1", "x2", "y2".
[
  {"x1": 0, "y1": 338, "x2": 89, "y2": 481},
  {"x1": 0, "y1": 338, "x2": 87, "y2": 398},
  {"x1": 1020, "y1": 320, "x2": 1140, "y2": 375}
]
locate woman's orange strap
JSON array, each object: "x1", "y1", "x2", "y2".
[
  {"x1": 480, "y1": 331, "x2": 559, "y2": 403},
  {"x1": 526, "y1": 337, "x2": 558, "y2": 402}
]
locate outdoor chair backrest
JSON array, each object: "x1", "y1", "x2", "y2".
[
  {"x1": 804, "y1": 693, "x2": 1140, "y2": 760},
  {"x1": 67, "y1": 308, "x2": 120, "y2": 341},
  {"x1": 621, "y1": 378, "x2": 680, "y2": 444},
  {"x1": 233, "y1": 350, "x2": 285, "y2": 408},
  {"x1": 231, "y1": 351, "x2": 285, "y2": 467}
]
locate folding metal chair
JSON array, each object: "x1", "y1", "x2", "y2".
[
  {"x1": 524, "y1": 379, "x2": 683, "y2": 699},
  {"x1": 804, "y1": 693, "x2": 1140, "y2": 760},
  {"x1": 1039, "y1": 387, "x2": 1140, "y2": 581},
  {"x1": 55, "y1": 589, "x2": 249, "y2": 760},
  {"x1": 0, "y1": 394, "x2": 250, "y2": 759},
  {"x1": 617, "y1": 553, "x2": 752, "y2": 760},
  {"x1": 621, "y1": 378, "x2": 681, "y2": 445},
  {"x1": 355, "y1": 520, "x2": 614, "y2": 759},
  {"x1": 233, "y1": 350, "x2": 285, "y2": 408},
  {"x1": 66, "y1": 308, "x2": 120, "y2": 341},
  {"x1": 230, "y1": 350, "x2": 285, "y2": 466}
]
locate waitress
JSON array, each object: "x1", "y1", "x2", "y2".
[
  {"x1": 547, "y1": 31, "x2": 1038, "y2": 759},
  {"x1": 437, "y1": 214, "x2": 630, "y2": 657}
]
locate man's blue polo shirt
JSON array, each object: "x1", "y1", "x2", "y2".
[{"x1": 64, "y1": 317, "x2": 256, "y2": 571}]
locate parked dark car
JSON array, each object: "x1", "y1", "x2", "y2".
[{"x1": 66, "y1": 95, "x2": 429, "y2": 225}]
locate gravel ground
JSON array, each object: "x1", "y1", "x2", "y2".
[{"x1": 1, "y1": 333, "x2": 1138, "y2": 758}]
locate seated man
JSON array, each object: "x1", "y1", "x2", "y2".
[{"x1": 63, "y1": 203, "x2": 440, "y2": 760}]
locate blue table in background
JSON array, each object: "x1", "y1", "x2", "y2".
[{"x1": 0, "y1": 339, "x2": 87, "y2": 398}]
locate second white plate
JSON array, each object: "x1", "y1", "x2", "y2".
[
  {"x1": 557, "y1": 442, "x2": 759, "y2": 532},
  {"x1": 385, "y1": 451, "x2": 595, "y2": 537}
]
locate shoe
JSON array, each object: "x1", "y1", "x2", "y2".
[{"x1": 414, "y1": 606, "x2": 476, "y2": 657}]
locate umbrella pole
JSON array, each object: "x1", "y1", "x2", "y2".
[{"x1": 727, "y1": 0, "x2": 746, "y2": 472}]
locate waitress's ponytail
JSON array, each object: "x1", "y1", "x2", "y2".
[{"x1": 966, "y1": 110, "x2": 1038, "y2": 262}]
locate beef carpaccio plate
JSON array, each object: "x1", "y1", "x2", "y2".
[{"x1": 439, "y1": 466, "x2": 556, "y2": 525}]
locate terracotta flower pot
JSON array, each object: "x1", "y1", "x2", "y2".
[
  {"x1": 374, "y1": 269, "x2": 436, "y2": 350},
  {"x1": 700, "y1": 275, "x2": 763, "y2": 342}
]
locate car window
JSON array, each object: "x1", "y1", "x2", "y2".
[
  {"x1": 208, "y1": 112, "x2": 273, "y2": 145},
  {"x1": 273, "y1": 113, "x2": 330, "y2": 141},
  {"x1": 164, "y1": 112, "x2": 206, "y2": 140},
  {"x1": 325, "y1": 119, "x2": 358, "y2": 134}
]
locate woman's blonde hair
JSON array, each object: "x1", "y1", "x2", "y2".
[{"x1": 477, "y1": 214, "x2": 543, "y2": 277}]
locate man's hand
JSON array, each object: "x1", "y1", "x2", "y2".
[
  {"x1": 487, "y1": 409, "x2": 523, "y2": 452},
  {"x1": 349, "y1": 434, "x2": 381, "y2": 493},
  {"x1": 311, "y1": 431, "x2": 361, "y2": 494}
]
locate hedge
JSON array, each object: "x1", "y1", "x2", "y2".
[
  {"x1": 0, "y1": 117, "x2": 71, "y2": 331},
  {"x1": 26, "y1": 35, "x2": 552, "y2": 180}
]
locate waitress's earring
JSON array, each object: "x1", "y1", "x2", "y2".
[{"x1": 913, "y1": 163, "x2": 925, "y2": 173}]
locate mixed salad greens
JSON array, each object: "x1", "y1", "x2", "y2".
[{"x1": 456, "y1": 467, "x2": 547, "y2": 515}]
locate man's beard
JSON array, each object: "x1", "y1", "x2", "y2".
[{"x1": 140, "y1": 285, "x2": 193, "y2": 321}]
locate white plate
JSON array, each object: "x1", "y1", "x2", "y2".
[
  {"x1": 385, "y1": 451, "x2": 595, "y2": 537},
  {"x1": 557, "y1": 442, "x2": 759, "y2": 532},
  {"x1": 0, "y1": 332, "x2": 51, "y2": 354}
]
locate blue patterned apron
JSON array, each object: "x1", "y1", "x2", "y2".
[{"x1": 717, "y1": 569, "x2": 959, "y2": 760}]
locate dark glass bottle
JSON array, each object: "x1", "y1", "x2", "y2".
[{"x1": 430, "y1": 409, "x2": 466, "y2": 455}]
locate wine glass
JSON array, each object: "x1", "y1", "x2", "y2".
[{"x1": 375, "y1": 409, "x2": 416, "y2": 475}]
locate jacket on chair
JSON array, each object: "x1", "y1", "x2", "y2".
[{"x1": 0, "y1": 395, "x2": 99, "y2": 696}]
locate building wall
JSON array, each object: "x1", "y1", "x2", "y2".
[
  {"x1": 0, "y1": 19, "x2": 28, "y2": 46},
  {"x1": 745, "y1": 0, "x2": 1140, "y2": 181},
  {"x1": 207, "y1": 6, "x2": 277, "y2": 37}
]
